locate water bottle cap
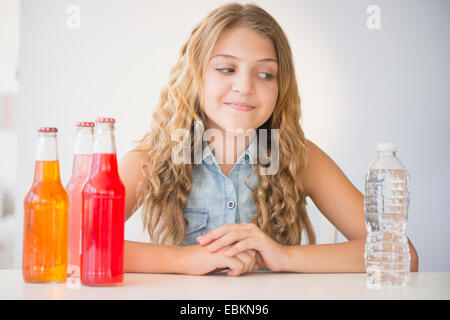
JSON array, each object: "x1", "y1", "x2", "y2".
[
  {"x1": 76, "y1": 121, "x2": 95, "y2": 127},
  {"x1": 38, "y1": 127, "x2": 58, "y2": 133},
  {"x1": 377, "y1": 143, "x2": 397, "y2": 152}
]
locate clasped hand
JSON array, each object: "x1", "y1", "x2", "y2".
[{"x1": 196, "y1": 223, "x2": 289, "y2": 275}]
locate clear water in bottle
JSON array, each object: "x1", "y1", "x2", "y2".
[{"x1": 364, "y1": 143, "x2": 411, "y2": 288}]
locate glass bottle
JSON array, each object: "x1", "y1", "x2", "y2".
[
  {"x1": 81, "y1": 118, "x2": 125, "y2": 286},
  {"x1": 65, "y1": 122, "x2": 94, "y2": 274},
  {"x1": 23, "y1": 127, "x2": 69, "y2": 283}
]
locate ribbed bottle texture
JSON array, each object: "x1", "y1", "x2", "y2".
[{"x1": 364, "y1": 146, "x2": 411, "y2": 288}]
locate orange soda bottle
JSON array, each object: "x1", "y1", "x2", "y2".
[
  {"x1": 22, "y1": 127, "x2": 69, "y2": 283},
  {"x1": 65, "y1": 122, "x2": 94, "y2": 275}
]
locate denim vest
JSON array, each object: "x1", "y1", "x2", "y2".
[{"x1": 180, "y1": 137, "x2": 259, "y2": 246}]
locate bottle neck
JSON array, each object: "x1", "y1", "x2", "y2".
[
  {"x1": 74, "y1": 126, "x2": 94, "y2": 155},
  {"x1": 70, "y1": 154, "x2": 92, "y2": 179},
  {"x1": 90, "y1": 153, "x2": 119, "y2": 176},
  {"x1": 70, "y1": 127, "x2": 94, "y2": 179},
  {"x1": 33, "y1": 132, "x2": 61, "y2": 183},
  {"x1": 89, "y1": 122, "x2": 118, "y2": 176},
  {"x1": 372, "y1": 150, "x2": 405, "y2": 170},
  {"x1": 93, "y1": 122, "x2": 116, "y2": 154},
  {"x1": 34, "y1": 161, "x2": 61, "y2": 183},
  {"x1": 377, "y1": 150, "x2": 396, "y2": 157},
  {"x1": 35, "y1": 133, "x2": 58, "y2": 161}
]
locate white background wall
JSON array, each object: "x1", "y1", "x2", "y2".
[
  {"x1": 0, "y1": 0, "x2": 19, "y2": 268},
  {"x1": 0, "y1": 0, "x2": 18, "y2": 213},
  {"x1": 7, "y1": 0, "x2": 450, "y2": 271}
]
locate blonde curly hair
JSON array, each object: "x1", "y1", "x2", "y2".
[{"x1": 134, "y1": 3, "x2": 316, "y2": 246}]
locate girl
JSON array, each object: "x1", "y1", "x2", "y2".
[{"x1": 119, "y1": 3, "x2": 418, "y2": 276}]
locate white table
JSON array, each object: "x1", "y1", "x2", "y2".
[{"x1": 0, "y1": 270, "x2": 448, "y2": 300}]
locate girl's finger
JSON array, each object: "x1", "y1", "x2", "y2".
[
  {"x1": 225, "y1": 256, "x2": 244, "y2": 277},
  {"x1": 233, "y1": 250, "x2": 253, "y2": 274},
  {"x1": 197, "y1": 224, "x2": 236, "y2": 245},
  {"x1": 256, "y1": 252, "x2": 264, "y2": 267},
  {"x1": 224, "y1": 238, "x2": 253, "y2": 257},
  {"x1": 198, "y1": 223, "x2": 254, "y2": 245},
  {"x1": 207, "y1": 230, "x2": 250, "y2": 253},
  {"x1": 246, "y1": 250, "x2": 258, "y2": 273}
]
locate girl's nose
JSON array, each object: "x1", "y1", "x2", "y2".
[{"x1": 232, "y1": 72, "x2": 255, "y2": 95}]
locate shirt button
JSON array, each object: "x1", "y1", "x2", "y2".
[{"x1": 227, "y1": 201, "x2": 235, "y2": 209}]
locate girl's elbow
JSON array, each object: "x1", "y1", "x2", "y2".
[
  {"x1": 408, "y1": 240, "x2": 419, "y2": 272},
  {"x1": 410, "y1": 251, "x2": 419, "y2": 272}
]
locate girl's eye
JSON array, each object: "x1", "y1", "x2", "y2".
[
  {"x1": 216, "y1": 68, "x2": 235, "y2": 74},
  {"x1": 259, "y1": 72, "x2": 275, "y2": 80},
  {"x1": 215, "y1": 68, "x2": 275, "y2": 80}
]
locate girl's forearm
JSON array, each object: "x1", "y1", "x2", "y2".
[
  {"x1": 282, "y1": 238, "x2": 418, "y2": 273},
  {"x1": 124, "y1": 240, "x2": 186, "y2": 274},
  {"x1": 283, "y1": 239, "x2": 367, "y2": 273}
]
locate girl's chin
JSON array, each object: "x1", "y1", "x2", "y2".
[
  {"x1": 205, "y1": 117, "x2": 260, "y2": 133},
  {"x1": 218, "y1": 123, "x2": 258, "y2": 133}
]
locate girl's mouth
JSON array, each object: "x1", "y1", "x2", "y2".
[{"x1": 224, "y1": 102, "x2": 256, "y2": 111}]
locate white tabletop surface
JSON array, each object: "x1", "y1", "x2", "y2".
[{"x1": 0, "y1": 269, "x2": 448, "y2": 300}]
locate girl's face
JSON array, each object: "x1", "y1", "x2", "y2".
[{"x1": 201, "y1": 27, "x2": 279, "y2": 133}]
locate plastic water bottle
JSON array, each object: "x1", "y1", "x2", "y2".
[{"x1": 364, "y1": 143, "x2": 411, "y2": 288}]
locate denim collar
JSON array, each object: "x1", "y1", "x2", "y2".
[{"x1": 202, "y1": 135, "x2": 258, "y2": 166}]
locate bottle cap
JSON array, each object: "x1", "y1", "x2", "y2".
[
  {"x1": 38, "y1": 127, "x2": 58, "y2": 133},
  {"x1": 96, "y1": 117, "x2": 115, "y2": 124},
  {"x1": 376, "y1": 143, "x2": 397, "y2": 152},
  {"x1": 77, "y1": 121, "x2": 95, "y2": 127}
]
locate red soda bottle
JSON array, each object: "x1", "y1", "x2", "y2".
[
  {"x1": 81, "y1": 117, "x2": 125, "y2": 286},
  {"x1": 65, "y1": 122, "x2": 94, "y2": 275},
  {"x1": 23, "y1": 127, "x2": 69, "y2": 282}
]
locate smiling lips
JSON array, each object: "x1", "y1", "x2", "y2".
[{"x1": 225, "y1": 102, "x2": 256, "y2": 111}]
